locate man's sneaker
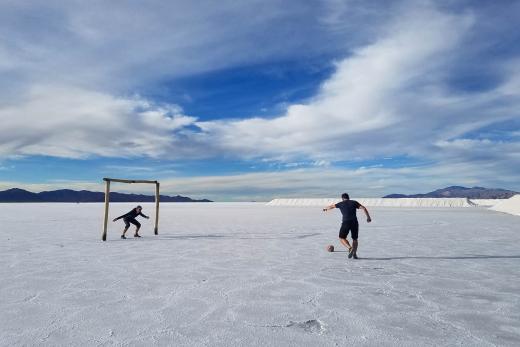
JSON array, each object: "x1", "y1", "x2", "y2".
[
  {"x1": 348, "y1": 249, "x2": 354, "y2": 259},
  {"x1": 134, "y1": 234, "x2": 141, "y2": 238},
  {"x1": 353, "y1": 254, "x2": 359, "y2": 259},
  {"x1": 121, "y1": 235, "x2": 126, "y2": 239}
]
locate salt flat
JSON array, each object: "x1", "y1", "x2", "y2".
[{"x1": 1, "y1": 203, "x2": 519, "y2": 346}]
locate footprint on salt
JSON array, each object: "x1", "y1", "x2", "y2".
[{"x1": 286, "y1": 319, "x2": 325, "y2": 334}]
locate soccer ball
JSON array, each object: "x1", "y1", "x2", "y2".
[{"x1": 326, "y1": 245, "x2": 334, "y2": 252}]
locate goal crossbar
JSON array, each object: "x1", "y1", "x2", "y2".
[
  {"x1": 103, "y1": 178, "x2": 158, "y2": 184},
  {"x1": 102, "y1": 177, "x2": 160, "y2": 241}
]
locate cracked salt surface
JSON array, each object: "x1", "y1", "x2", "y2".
[{"x1": 0, "y1": 203, "x2": 519, "y2": 346}]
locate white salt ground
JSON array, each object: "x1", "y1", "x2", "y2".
[{"x1": 0, "y1": 203, "x2": 519, "y2": 346}]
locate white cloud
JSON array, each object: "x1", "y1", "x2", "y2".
[
  {"x1": 0, "y1": 0, "x2": 400, "y2": 161},
  {"x1": 434, "y1": 139, "x2": 520, "y2": 164},
  {"x1": 141, "y1": 161, "x2": 520, "y2": 201},
  {"x1": 0, "y1": 0, "x2": 371, "y2": 92},
  {"x1": 313, "y1": 160, "x2": 330, "y2": 167},
  {"x1": 192, "y1": 5, "x2": 519, "y2": 175},
  {"x1": 0, "y1": 85, "x2": 196, "y2": 158},
  {"x1": 2, "y1": 2, "x2": 517, "y2": 166},
  {"x1": 195, "y1": 7, "x2": 476, "y2": 160}
]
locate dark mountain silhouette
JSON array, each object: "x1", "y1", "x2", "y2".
[
  {"x1": 0, "y1": 188, "x2": 212, "y2": 203},
  {"x1": 384, "y1": 186, "x2": 518, "y2": 199},
  {"x1": 0, "y1": 188, "x2": 42, "y2": 202}
]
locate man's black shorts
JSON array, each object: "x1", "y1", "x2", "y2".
[
  {"x1": 124, "y1": 217, "x2": 141, "y2": 228},
  {"x1": 339, "y1": 220, "x2": 359, "y2": 240}
]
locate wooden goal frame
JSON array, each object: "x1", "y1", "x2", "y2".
[{"x1": 102, "y1": 177, "x2": 160, "y2": 241}]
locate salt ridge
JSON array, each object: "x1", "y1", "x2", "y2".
[
  {"x1": 468, "y1": 199, "x2": 502, "y2": 207},
  {"x1": 267, "y1": 196, "x2": 520, "y2": 216},
  {"x1": 267, "y1": 198, "x2": 475, "y2": 207},
  {"x1": 490, "y1": 195, "x2": 520, "y2": 216}
]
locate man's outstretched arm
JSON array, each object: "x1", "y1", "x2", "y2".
[
  {"x1": 139, "y1": 212, "x2": 150, "y2": 219},
  {"x1": 113, "y1": 211, "x2": 131, "y2": 222},
  {"x1": 359, "y1": 205, "x2": 372, "y2": 222},
  {"x1": 323, "y1": 204, "x2": 336, "y2": 212},
  {"x1": 113, "y1": 214, "x2": 125, "y2": 222}
]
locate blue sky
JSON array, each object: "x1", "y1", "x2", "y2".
[{"x1": 0, "y1": 0, "x2": 519, "y2": 201}]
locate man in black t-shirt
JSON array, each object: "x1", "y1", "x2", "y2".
[
  {"x1": 323, "y1": 193, "x2": 371, "y2": 259},
  {"x1": 113, "y1": 205, "x2": 150, "y2": 239}
]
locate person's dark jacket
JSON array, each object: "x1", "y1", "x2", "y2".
[{"x1": 114, "y1": 208, "x2": 148, "y2": 221}]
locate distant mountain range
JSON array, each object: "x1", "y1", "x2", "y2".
[
  {"x1": 0, "y1": 188, "x2": 212, "y2": 203},
  {"x1": 384, "y1": 186, "x2": 518, "y2": 199}
]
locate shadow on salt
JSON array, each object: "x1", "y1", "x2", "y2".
[
  {"x1": 127, "y1": 232, "x2": 322, "y2": 241},
  {"x1": 362, "y1": 254, "x2": 520, "y2": 260}
]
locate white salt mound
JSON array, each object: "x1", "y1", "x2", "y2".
[
  {"x1": 469, "y1": 199, "x2": 503, "y2": 207},
  {"x1": 267, "y1": 198, "x2": 474, "y2": 207},
  {"x1": 490, "y1": 195, "x2": 520, "y2": 216}
]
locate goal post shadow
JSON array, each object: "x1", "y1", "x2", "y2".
[{"x1": 102, "y1": 177, "x2": 160, "y2": 241}]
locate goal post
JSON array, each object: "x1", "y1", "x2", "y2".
[{"x1": 102, "y1": 177, "x2": 160, "y2": 241}]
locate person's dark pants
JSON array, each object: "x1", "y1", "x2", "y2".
[
  {"x1": 339, "y1": 220, "x2": 359, "y2": 240},
  {"x1": 124, "y1": 217, "x2": 141, "y2": 229}
]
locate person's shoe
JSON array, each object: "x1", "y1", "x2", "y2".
[
  {"x1": 353, "y1": 253, "x2": 359, "y2": 259},
  {"x1": 348, "y1": 248, "x2": 354, "y2": 259},
  {"x1": 134, "y1": 234, "x2": 141, "y2": 238},
  {"x1": 121, "y1": 235, "x2": 126, "y2": 239}
]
